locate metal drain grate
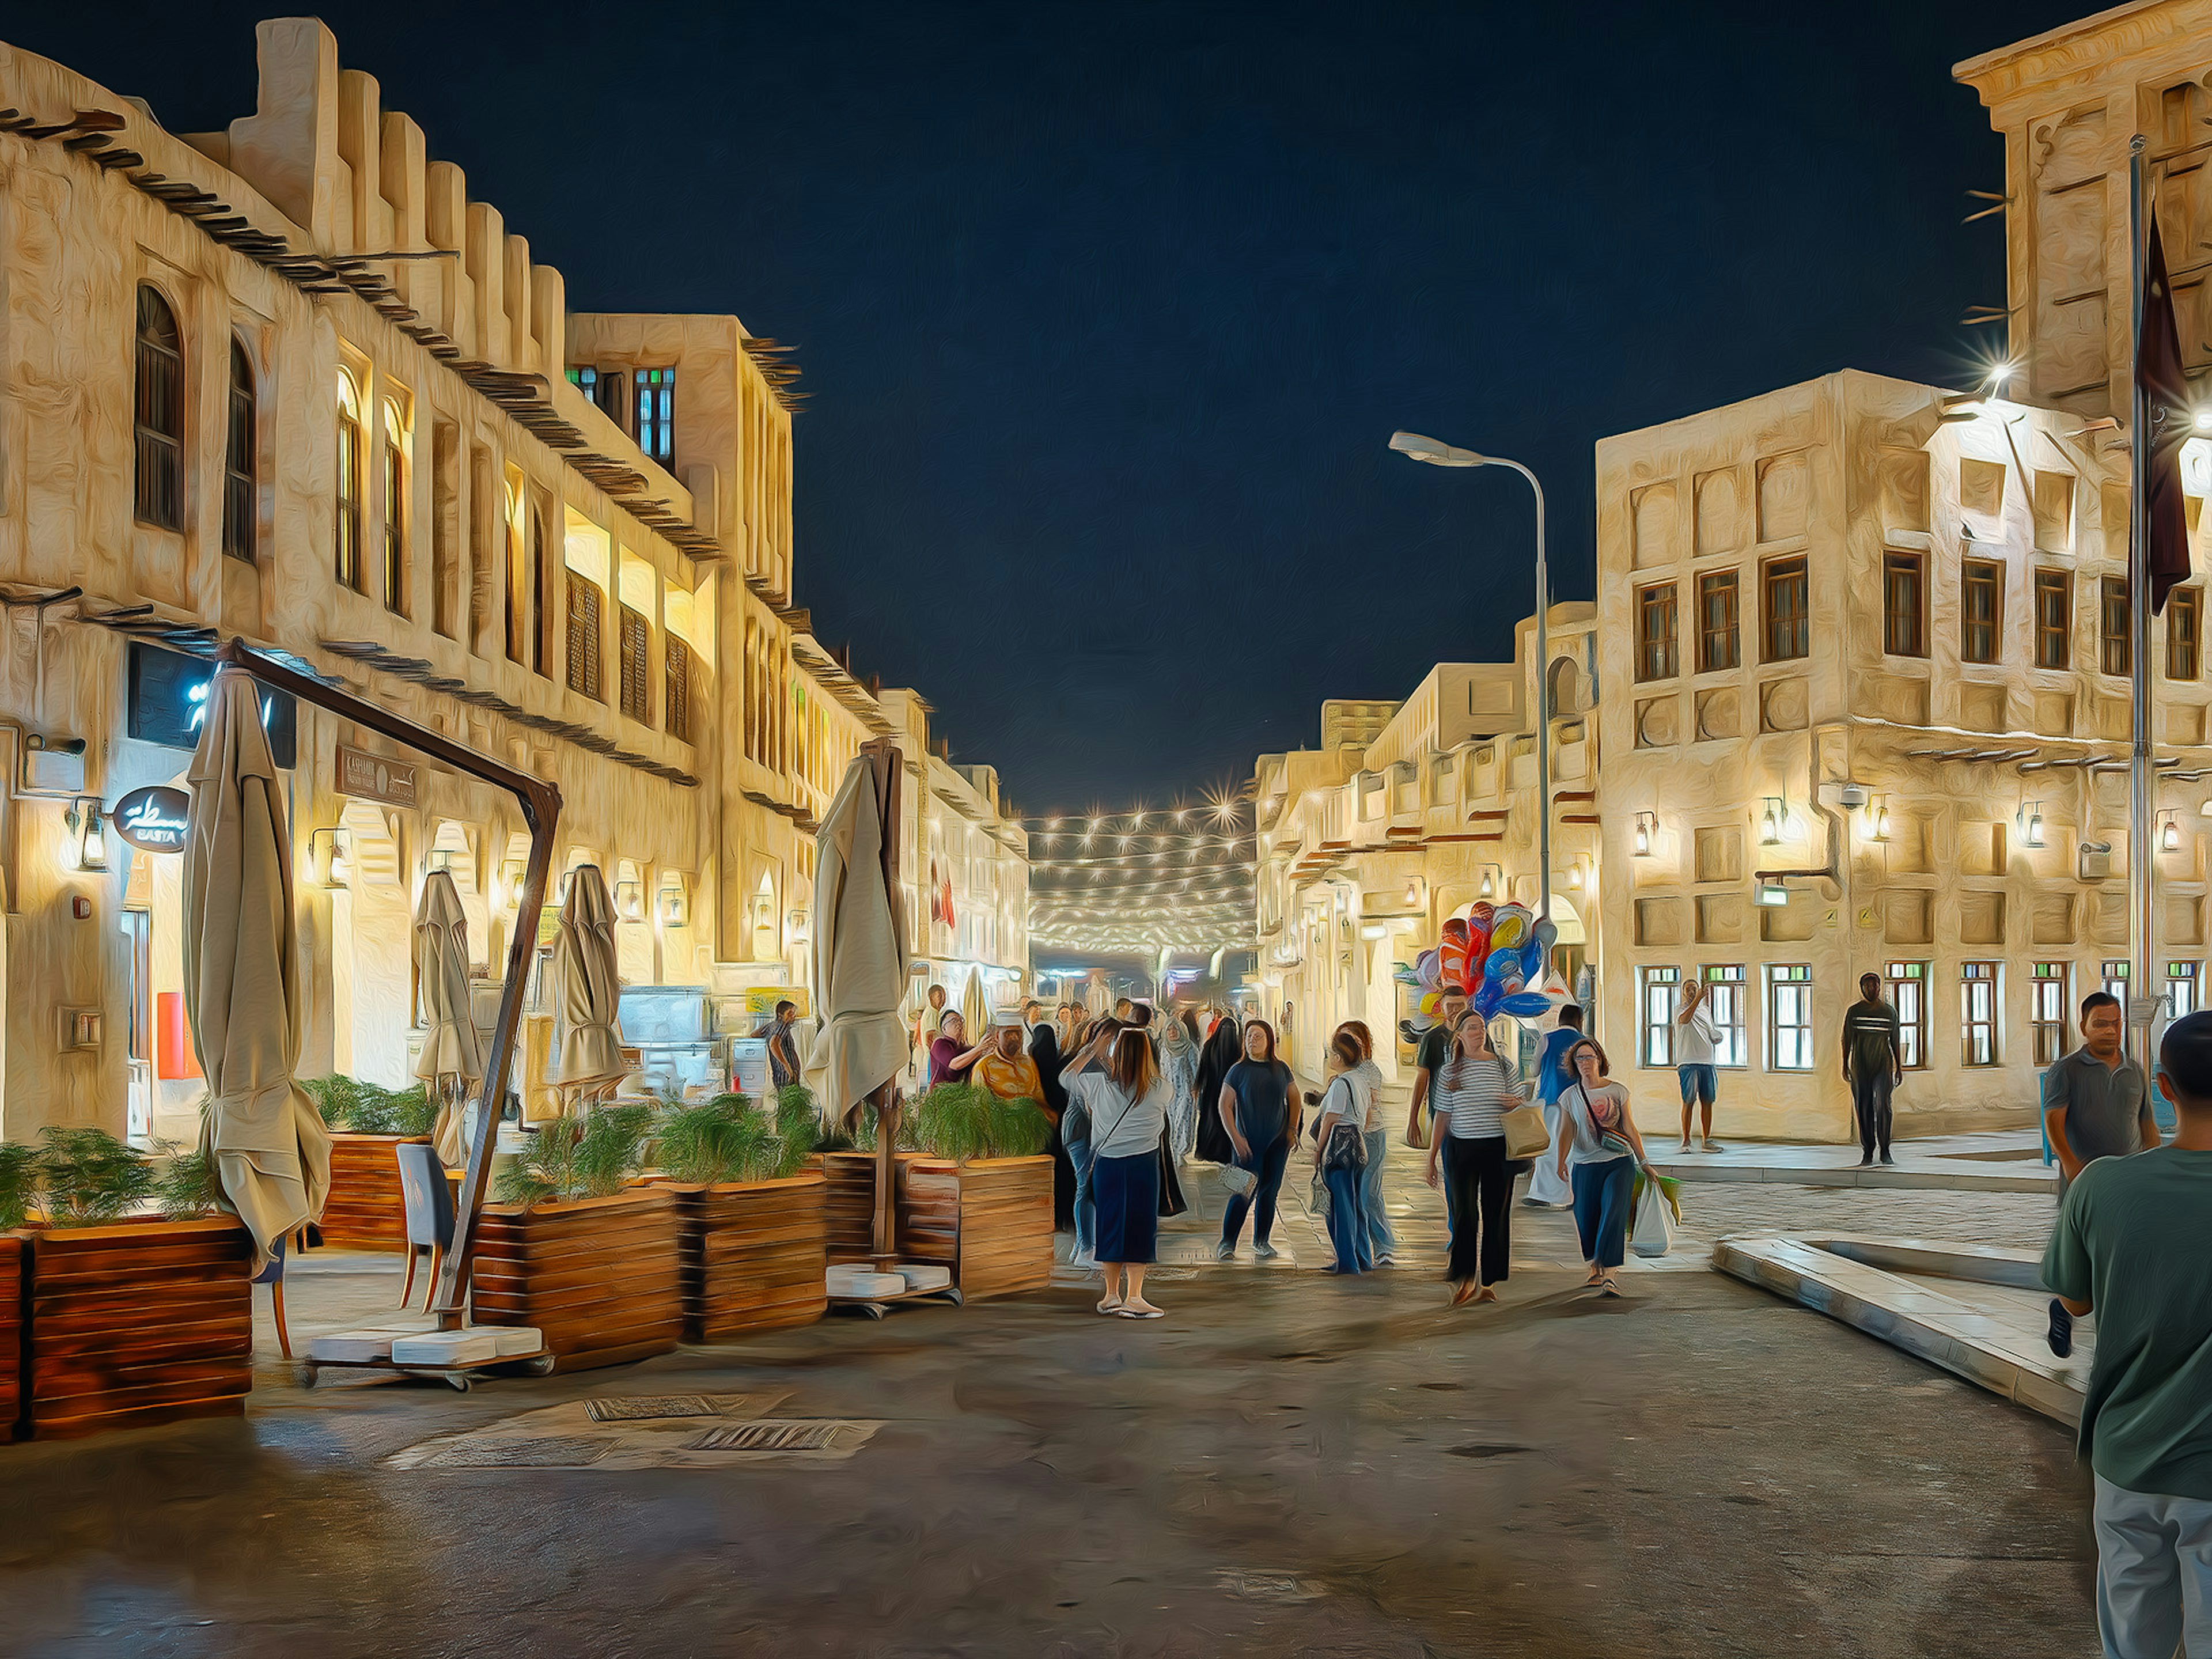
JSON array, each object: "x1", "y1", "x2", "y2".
[
  {"x1": 683, "y1": 1420, "x2": 847, "y2": 1454},
  {"x1": 410, "y1": 1436, "x2": 613, "y2": 1469},
  {"x1": 585, "y1": 1395, "x2": 721, "y2": 1422}
]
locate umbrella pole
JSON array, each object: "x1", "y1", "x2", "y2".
[{"x1": 870, "y1": 1082, "x2": 900, "y2": 1270}]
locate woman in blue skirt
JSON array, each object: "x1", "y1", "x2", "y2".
[{"x1": 1060, "y1": 1022, "x2": 1173, "y2": 1318}]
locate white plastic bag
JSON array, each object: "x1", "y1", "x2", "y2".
[{"x1": 1630, "y1": 1177, "x2": 1676, "y2": 1259}]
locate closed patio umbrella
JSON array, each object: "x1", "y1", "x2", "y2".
[
  {"x1": 960, "y1": 969, "x2": 989, "y2": 1060},
  {"x1": 413, "y1": 869, "x2": 483, "y2": 1165},
  {"x1": 183, "y1": 666, "x2": 332, "y2": 1269},
  {"x1": 804, "y1": 746, "x2": 910, "y2": 1133},
  {"x1": 548, "y1": 864, "x2": 626, "y2": 1102}
]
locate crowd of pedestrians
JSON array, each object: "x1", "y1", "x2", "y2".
[{"x1": 914, "y1": 985, "x2": 1664, "y2": 1321}]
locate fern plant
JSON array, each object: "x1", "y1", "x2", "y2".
[
  {"x1": 495, "y1": 1104, "x2": 654, "y2": 1207},
  {"x1": 37, "y1": 1127, "x2": 156, "y2": 1227},
  {"x1": 907, "y1": 1084, "x2": 1050, "y2": 1162},
  {"x1": 152, "y1": 1143, "x2": 230, "y2": 1222},
  {"x1": 0, "y1": 1141, "x2": 37, "y2": 1230},
  {"x1": 302, "y1": 1075, "x2": 438, "y2": 1138},
  {"x1": 657, "y1": 1093, "x2": 776, "y2": 1185}
]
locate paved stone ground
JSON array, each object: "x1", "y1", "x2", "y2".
[
  {"x1": 1675, "y1": 1185, "x2": 2057, "y2": 1253},
  {"x1": 0, "y1": 1168, "x2": 2101, "y2": 1658}
]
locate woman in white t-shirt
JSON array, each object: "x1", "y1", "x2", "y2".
[
  {"x1": 1675, "y1": 976, "x2": 1724, "y2": 1154},
  {"x1": 1060, "y1": 1025, "x2": 1173, "y2": 1319},
  {"x1": 1333, "y1": 1020, "x2": 1393, "y2": 1266},
  {"x1": 1552, "y1": 1035, "x2": 1648, "y2": 1296}
]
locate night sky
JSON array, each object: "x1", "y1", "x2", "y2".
[{"x1": 22, "y1": 2, "x2": 2085, "y2": 813}]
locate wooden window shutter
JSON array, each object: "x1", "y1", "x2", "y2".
[
  {"x1": 566, "y1": 571, "x2": 603, "y2": 699},
  {"x1": 665, "y1": 634, "x2": 692, "y2": 743},
  {"x1": 619, "y1": 605, "x2": 651, "y2": 722}
]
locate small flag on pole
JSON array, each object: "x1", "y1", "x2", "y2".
[{"x1": 2138, "y1": 217, "x2": 2194, "y2": 615}]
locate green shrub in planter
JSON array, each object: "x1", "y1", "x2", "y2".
[
  {"x1": 908, "y1": 1083, "x2": 1052, "y2": 1163},
  {"x1": 0, "y1": 1140, "x2": 36, "y2": 1230},
  {"x1": 36, "y1": 1127, "x2": 156, "y2": 1227},
  {"x1": 301, "y1": 1074, "x2": 437, "y2": 1138},
  {"x1": 495, "y1": 1104, "x2": 654, "y2": 1207},
  {"x1": 658, "y1": 1086, "x2": 823, "y2": 1185}
]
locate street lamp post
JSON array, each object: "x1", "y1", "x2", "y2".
[{"x1": 1388, "y1": 431, "x2": 1553, "y2": 928}]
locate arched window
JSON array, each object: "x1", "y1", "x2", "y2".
[
  {"x1": 134, "y1": 286, "x2": 183, "y2": 530},
  {"x1": 381, "y1": 396, "x2": 407, "y2": 614},
  {"x1": 335, "y1": 369, "x2": 364, "y2": 590},
  {"x1": 503, "y1": 480, "x2": 526, "y2": 665},
  {"x1": 222, "y1": 339, "x2": 255, "y2": 560}
]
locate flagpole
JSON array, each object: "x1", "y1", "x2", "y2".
[{"x1": 2129, "y1": 133, "x2": 2157, "y2": 1071}]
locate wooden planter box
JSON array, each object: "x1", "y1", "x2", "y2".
[
  {"x1": 22, "y1": 1218, "x2": 253, "y2": 1441},
  {"x1": 664, "y1": 1174, "x2": 828, "y2": 1342},
  {"x1": 821, "y1": 1152, "x2": 1052, "y2": 1301},
  {"x1": 317, "y1": 1133, "x2": 428, "y2": 1251},
  {"x1": 470, "y1": 1189, "x2": 683, "y2": 1372},
  {"x1": 0, "y1": 1234, "x2": 20, "y2": 1440}
]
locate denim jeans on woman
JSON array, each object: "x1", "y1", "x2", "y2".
[
  {"x1": 1221, "y1": 1137, "x2": 1291, "y2": 1248},
  {"x1": 1359, "y1": 1127, "x2": 1394, "y2": 1260},
  {"x1": 1324, "y1": 1161, "x2": 1370, "y2": 1271},
  {"x1": 1064, "y1": 1113, "x2": 1096, "y2": 1260}
]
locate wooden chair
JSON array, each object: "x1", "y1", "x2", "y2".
[
  {"x1": 251, "y1": 1234, "x2": 291, "y2": 1359},
  {"x1": 395, "y1": 1141, "x2": 457, "y2": 1312}
]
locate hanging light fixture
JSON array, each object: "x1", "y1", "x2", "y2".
[
  {"x1": 65, "y1": 798, "x2": 108, "y2": 873},
  {"x1": 615, "y1": 879, "x2": 644, "y2": 922},
  {"x1": 1866, "y1": 797, "x2": 1891, "y2": 842},
  {"x1": 2161, "y1": 810, "x2": 2182, "y2": 853},
  {"x1": 2017, "y1": 800, "x2": 2045, "y2": 849},
  {"x1": 1633, "y1": 812, "x2": 1656, "y2": 857},
  {"x1": 309, "y1": 827, "x2": 351, "y2": 891},
  {"x1": 1759, "y1": 797, "x2": 1785, "y2": 846}
]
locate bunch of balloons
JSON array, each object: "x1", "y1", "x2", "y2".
[{"x1": 1393, "y1": 900, "x2": 1563, "y2": 1048}]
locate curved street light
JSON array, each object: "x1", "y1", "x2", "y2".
[{"x1": 1388, "y1": 431, "x2": 1554, "y2": 928}]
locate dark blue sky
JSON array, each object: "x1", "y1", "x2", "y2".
[{"x1": 26, "y1": 2, "x2": 2081, "y2": 813}]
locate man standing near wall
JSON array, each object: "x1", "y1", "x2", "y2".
[{"x1": 1842, "y1": 972, "x2": 1903, "y2": 1167}]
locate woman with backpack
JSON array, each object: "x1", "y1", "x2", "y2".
[
  {"x1": 1310, "y1": 1032, "x2": 1373, "y2": 1274},
  {"x1": 1551, "y1": 1035, "x2": 1647, "y2": 1297}
]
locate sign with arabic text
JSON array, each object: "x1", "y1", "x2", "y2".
[{"x1": 112, "y1": 786, "x2": 191, "y2": 853}]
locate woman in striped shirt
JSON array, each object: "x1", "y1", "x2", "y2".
[{"x1": 1422, "y1": 1008, "x2": 1527, "y2": 1306}]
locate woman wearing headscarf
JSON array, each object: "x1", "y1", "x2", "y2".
[
  {"x1": 929, "y1": 1009, "x2": 975, "y2": 1086},
  {"x1": 1156, "y1": 1007, "x2": 1200, "y2": 1162},
  {"x1": 1192, "y1": 1013, "x2": 1243, "y2": 1165},
  {"x1": 1029, "y1": 1021, "x2": 1077, "y2": 1231}
]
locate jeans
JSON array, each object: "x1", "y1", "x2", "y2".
[
  {"x1": 1221, "y1": 1137, "x2": 1291, "y2": 1248},
  {"x1": 1570, "y1": 1157, "x2": 1635, "y2": 1271},
  {"x1": 1441, "y1": 1134, "x2": 1513, "y2": 1286},
  {"x1": 1066, "y1": 1130, "x2": 1096, "y2": 1259},
  {"x1": 1323, "y1": 1162, "x2": 1369, "y2": 1271},
  {"x1": 1359, "y1": 1127, "x2": 1395, "y2": 1259},
  {"x1": 1851, "y1": 1069, "x2": 1893, "y2": 1159},
  {"x1": 2093, "y1": 1472, "x2": 2212, "y2": 1658}
]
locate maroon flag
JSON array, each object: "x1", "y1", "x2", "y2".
[{"x1": 2139, "y1": 217, "x2": 2194, "y2": 614}]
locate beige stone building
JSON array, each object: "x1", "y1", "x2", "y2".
[
  {"x1": 0, "y1": 20, "x2": 1025, "y2": 1145},
  {"x1": 1594, "y1": 368, "x2": 2212, "y2": 1141},
  {"x1": 1252, "y1": 607, "x2": 1603, "y2": 1085}
]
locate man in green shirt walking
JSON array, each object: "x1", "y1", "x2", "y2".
[{"x1": 2044, "y1": 1008, "x2": 2212, "y2": 1658}]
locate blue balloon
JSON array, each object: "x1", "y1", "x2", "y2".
[{"x1": 1497, "y1": 991, "x2": 1555, "y2": 1018}]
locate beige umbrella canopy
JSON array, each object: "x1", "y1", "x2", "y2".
[
  {"x1": 804, "y1": 747, "x2": 909, "y2": 1134},
  {"x1": 960, "y1": 969, "x2": 989, "y2": 1058},
  {"x1": 413, "y1": 869, "x2": 483, "y2": 1165},
  {"x1": 548, "y1": 863, "x2": 626, "y2": 1099},
  {"x1": 183, "y1": 666, "x2": 332, "y2": 1268}
]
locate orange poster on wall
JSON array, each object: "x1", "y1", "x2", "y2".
[{"x1": 156, "y1": 991, "x2": 202, "y2": 1081}]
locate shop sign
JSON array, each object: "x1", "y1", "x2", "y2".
[
  {"x1": 127, "y1": 641, "x2": 297, "y2": 769},
  {"x1": 743, "y1": 987, "x2": 811, "y2": 1020},
  {"x1": 336, "y1": 744, "x2": 416, "y2": 808},
  {"x1": 112, "y1": 786, "x2": 192, "y2": 854}
]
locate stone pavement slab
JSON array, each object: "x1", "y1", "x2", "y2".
[
  {"x1": 1650, "y1": 1130, "x2": 2055, "y2": 1194},
  {"x1": 1712, "y1": 1232, "x2": 2091, "y2": 1426}
]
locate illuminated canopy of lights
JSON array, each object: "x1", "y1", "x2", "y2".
[{"x1": 1023, "y1": 794, "x2": 1255, "y2": 955}]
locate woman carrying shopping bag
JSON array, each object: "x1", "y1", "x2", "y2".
[
  {"x1": 1310, "y1": 1033, "x2": 1372, "y2": 1275},
  {"x1": 1551, "y1": 1036, "x2": 1646, "y2": 1297}
]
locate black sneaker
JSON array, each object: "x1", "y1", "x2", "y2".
[{"x1": 2048, "y1": 1298, "x2": 2073, "y2": 1359}]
